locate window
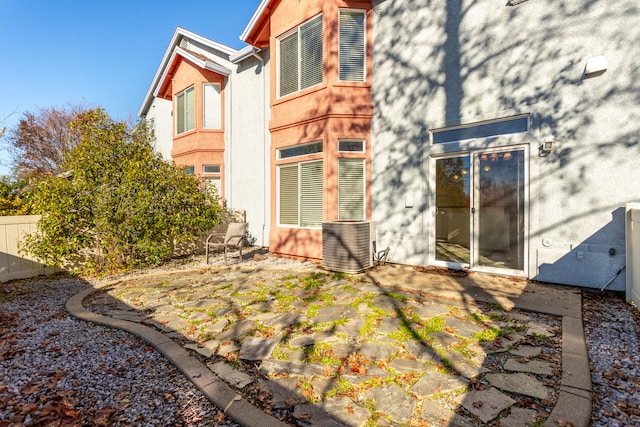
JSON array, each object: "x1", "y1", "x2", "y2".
[
  {"x1": 338, "y1": 159, "x2": 365, "y2": 220},
  {"x1": 183, "y1": 165, "x2": 195, "y2": 175},
  {"x1": 148, "y1": 118, "x2": 155, "y2": 139},
  {"x1": 431, "y1": 115, "x2": 529, "y2": 144},
  {"x1": 279, "y1": 160, "x2": 324, "y2": 227},
  {"x1": 338, "y1": 140, "x2": 365, "y2": 152},
  {"x1": 176, "y1": 86, "x2": 195, "y2": 134},
  {"x1": 279, "y1": 15, "x2": 323, "y2": 97},
  {"x1": 203, "y1": 164, "x2": 221, "y2": 174},
  {"x1": 278, "y1": 141, "x2": 323, "y2": 159},
  {"x1": 203, "y1": 177, "x2": 221, "y2": 200},
  {"x1": 203, "y1": 83, "x2": 222, "y2": 129},
  {"x1": 339, "y1": 10, "x2": 366, "y2": 82}
]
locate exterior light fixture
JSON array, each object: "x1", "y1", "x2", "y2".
[
  {"x1": 582, "y1": 55, "x2": 607, "y2": 79},
  {"x1": 540, "y1": 138, "x2": 555, "y2": 156},
  {"x1": 507, "y1": 0, "x2": 530, "y2": 5}
]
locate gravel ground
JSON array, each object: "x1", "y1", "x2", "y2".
[
  {"x1": 583, "y1": 291, "x2": 640, "y2": 426},
  {"x1": 1, "y1": 254, "x2": 639, "y2": 426},
  {"x1": 0, "y1": 275, "x2": 239, "y2": 426}
]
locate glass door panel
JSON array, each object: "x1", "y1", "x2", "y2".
[
  {"x1": 435, "y1": 156, "x2": 471, "y2": 265},
  {"x1": 477, "y1": 150, "x2": 525, "y2": 270}
]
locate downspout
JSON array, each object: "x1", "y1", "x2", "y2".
[{"x1": 228, "y1": 74, "x2": 232, "y2": 209}]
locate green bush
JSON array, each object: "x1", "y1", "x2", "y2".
[{"x1": 20, "y1": 109, "x2": 222, "y2": 273}]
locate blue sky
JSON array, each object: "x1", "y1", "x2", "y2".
[{"x1": 0, "y1": 0, "x2": 261, "y2": 176}]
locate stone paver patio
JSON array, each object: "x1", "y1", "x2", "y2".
[{"x1": 79, "y1": 263, "x2": 570, "y2": 426}]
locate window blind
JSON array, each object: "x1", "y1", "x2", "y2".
[
  {"x1": 339, "y1": 10, "x2": 365, "y2": 82},
  {"x1": 300, "y1": 160, "x2": 324, "y2": 227},
  {"x1": 279, "y1": 32, "x2": 299, "y2": 97},
  {"x1": 338, "y1": 159, "x2": 365, "y2": 220},
  {"x1": 279, "y1": 165, "x2": 299, "y2": 225},
  {"x1": 300, "y1": 16, "x2": 323, "y2": 90}
]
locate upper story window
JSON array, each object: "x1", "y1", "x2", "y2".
[
  {"x1": 339, "y1": 10, "x2": 366, "y2": 82},
  {"x1": 176, "y1": 86, "x2": 195, "y2": 134},
  {"x1": 278, "y1": 14, "x2": 323, "y2": 98},
  {"x1": 203, "y1": 83, "x2": 222, "y2": 130}
]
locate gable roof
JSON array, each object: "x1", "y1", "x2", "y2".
[
  {"x1": 138, "y1": 27, "x2": 238, "y2": 118},
  {"x1": 240, "y1": 0, "x2": 274, "y2": 47}
]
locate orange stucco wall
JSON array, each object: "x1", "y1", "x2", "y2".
[
  {"x1": 161, "y1": 56, "x2": 226, "y2": 200},
  {"x1": 266, "y1": 0, "x2": 373, "y2": 260}
]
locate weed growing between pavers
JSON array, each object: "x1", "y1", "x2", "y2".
[
  {"x1": 302, "y1": 291, "x2": 334, "y2": 303},
  {"x1": 474, "y1": 326, "x2": 503, "y2": 342},
  {"x1": 300, "y1": 272, "x2": 327, "y2": 289},
  {"x1": 302, "y1": 343, "x2": 341, "y2": 365},
  {"x1": 359, "y1": 314, "x2": 381, "y2": 338}
]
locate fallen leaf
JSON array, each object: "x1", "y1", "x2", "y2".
[
  {"x1": 555, "y1": 419, "x2": 574, "y2": 427},
  {"x1": 91, "y1": 406, "x2": 115, "y2": 427},
  {"x1": 20, "y1": 380, "x2": 43, "y2": 395},
  {"x1": 285, "y1": 398, "x2": 298, "y2": 407},
  {"x1": 473, "y1": 400, "x2": 484, "y2": 408}
]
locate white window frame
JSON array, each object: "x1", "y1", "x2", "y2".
[
  {"x1": 338, "y1": 9, "x2": 366, "y2": 82},
  {"x1": 277, "y1": 159, "x2": 324, "y2": 228},
  {"x1": 203, "y1": 82, "x2": 222, "y2": 130},
  {"x1": 277, "y1": 14, "x2": 324, "y2": 98},
  {"x1": 176, "y1": 86, "x2": 195, "y2": 134}
]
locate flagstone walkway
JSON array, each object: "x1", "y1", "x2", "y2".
[{"x1": 68, "y1": 262, "x2": 590, "y2": 426}]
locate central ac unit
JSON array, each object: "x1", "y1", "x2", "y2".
[{"x1": 322, "y1": 221, "x2": 374, "y2": 273}]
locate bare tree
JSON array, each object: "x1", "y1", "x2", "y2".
[{"x1": 6, "y1": 104, "x2": 89, "y2": 180}]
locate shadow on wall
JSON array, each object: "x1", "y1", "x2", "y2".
[
  {"x1": 535, "y1": 207, "x2": 626, "y2": 290},
  {"x1": 0, "y1": 251, "x2": 57, "y2": 283}
]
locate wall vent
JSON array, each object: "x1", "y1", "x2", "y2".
[
  {"x1": 322, "y1": 221, "x2": 374, "y2": 273},
  {"x1": 179, "y1": 37, "x2": 190, "y2": 50}
]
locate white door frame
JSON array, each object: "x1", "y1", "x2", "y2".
[{"x1": 429, "y1": 145, "x2": 529, "y2": 277}]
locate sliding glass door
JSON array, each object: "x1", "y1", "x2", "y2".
[{"x1": 434, "y1": 148, "x2": 526, "y2": 274}]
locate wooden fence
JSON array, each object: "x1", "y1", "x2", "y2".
[{"x1": 0, "y1": 215, "x2": 58, "y2": 282}]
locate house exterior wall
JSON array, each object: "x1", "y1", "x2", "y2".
[
  {"x1": 226, "y1": 49, "x2": 272, "y2": 247},
  {"x1": 146, "y1": 97, "x2": 172, "y2": 161},
  {"x1": 370, "y1": 0, "x2": 640, "y2": 290},
  {"x1": 264, "y1": 0, "x2": 373, "y2": 260},
  {"x1": 168, "y1": 59, "x2": 226, "y2": 193},
  {"x1": 140, "y1": 29, "x2": 270, "y2": 250}
]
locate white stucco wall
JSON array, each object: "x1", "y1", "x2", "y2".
[
  {"x1": 146, "y1": 97, "x2": 173, "y2": 161},
  {"x1": 371, "y1": 0, "x2": 640, "y2": 290},
  {"x1": 226, "y1": 49, "x2": 271, "y2": 247}
]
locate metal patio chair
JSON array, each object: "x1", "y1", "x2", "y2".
[{"x1": 205, "y1": 222, "x2": 248, "y2": 265}]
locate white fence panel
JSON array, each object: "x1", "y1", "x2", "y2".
[
  {"x1": 0, "y1": 215, "x2": 57, "y2": 282},
  {"x1": 625, "y1": 204, "x2": 640, "y2": 307}
]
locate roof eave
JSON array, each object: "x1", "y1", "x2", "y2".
[
  {"x1": 152, "y1": 48, "x2": 232, "y2": 99},
  {"x1": 240, "y1": 0, "x2": 271, "y2": 44},
  {"x1": 138, "y1": 27, "x2": 237, "y2": 118},
  {"x1": 229, "y1": 45, "x2": 262, "y2": 63}
]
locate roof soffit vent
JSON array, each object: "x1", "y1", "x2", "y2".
[{"x1": 179, "y1": 37, "x2": 190, "y2": 50}]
